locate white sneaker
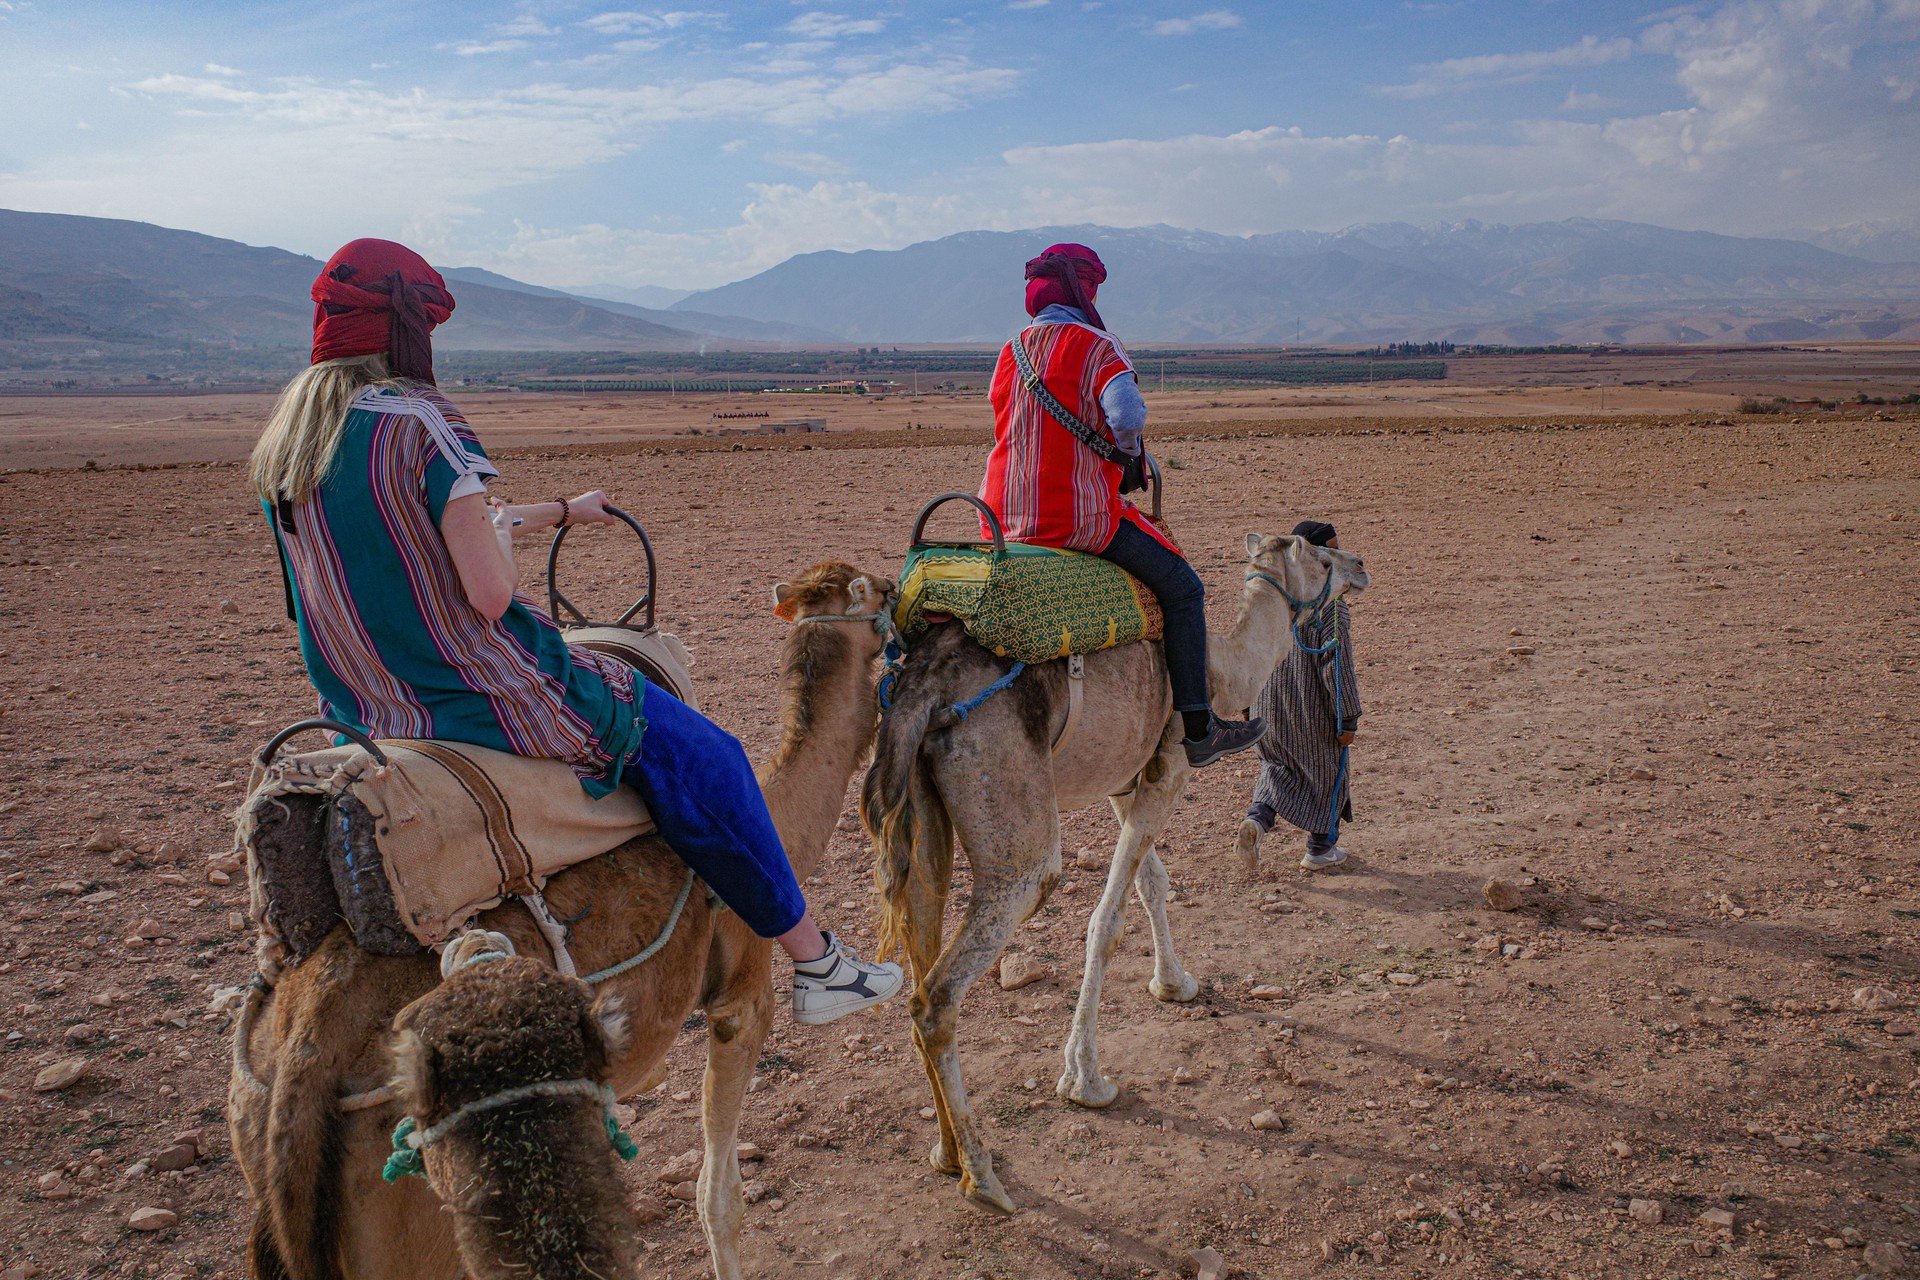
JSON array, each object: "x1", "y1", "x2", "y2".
[
  {"x1": 791, "y1": 931, "x2": 904, "y2": 1026},
  {"x1": 1299, "y1": 844, "x2": 1348, "y2": 871}
]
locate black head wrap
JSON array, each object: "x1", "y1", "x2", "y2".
[{"x1": 1291, "y1": 519, "x2": 1337, "y2": 546}]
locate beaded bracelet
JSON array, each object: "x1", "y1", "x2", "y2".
[{"x1": 555, "y1": 496, "x2": 571, "y2": 528}]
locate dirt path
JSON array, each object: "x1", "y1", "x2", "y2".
[{"x1": 1, "y1": 413, "x2": 1916, "y2": 1279}]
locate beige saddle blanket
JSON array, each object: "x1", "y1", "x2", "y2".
[{"x1": 241, "y1": 740, "x2": 656, "y2": 959}]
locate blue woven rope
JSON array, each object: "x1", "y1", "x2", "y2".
[{"x1": 948, "y1": 661, "x2": 1026, "y2": 722}]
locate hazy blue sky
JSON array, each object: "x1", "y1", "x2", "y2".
[{"x1": 2, "y1": 1, "x2": 1917, "y2": 288}]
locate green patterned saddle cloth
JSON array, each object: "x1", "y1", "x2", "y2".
[{"x1": 893, "y1": 542, "x2": 1163, "y2": 663}]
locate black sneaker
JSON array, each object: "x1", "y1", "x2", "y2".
[{"x1": 1183, "y1": 715, "x2": 1266, "y2": 767}]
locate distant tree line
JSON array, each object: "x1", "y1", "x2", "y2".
[{"x1": 1363, "y1": 341, "x2": 1457, "y2": 357}]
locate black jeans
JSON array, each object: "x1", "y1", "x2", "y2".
[{"x1": 1097, "y1": 520, "x2": 1209, "y2": 714}]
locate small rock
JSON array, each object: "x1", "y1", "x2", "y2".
[
  {"x1": 918, "y1": 1106, "x2": 937, "y2": 1120},
  {"x1": 1173, "y1": 1066, "x2": 1197, "y2": 1085},
  {"x1": 1404, "y1": 1172, "x2": 1435, "y2": 1193},
  {"x1": 34, "y1": 1057, "x2": 89, "y2": 1092},
  {"x1": 1852, "y1": 986, "x2": 1903, "y2": 1012},
  {"x1": 997, "y1": 953, "x2": 1051, "y2": 991},
  {"x1": 1862, "y1": 1241, "x2": 1905, "y2": 1274},
  {"x1": 1580, "y1": 917, "x2": 1608, "y2": 931},
  {"x1": 1, "y1": 1263, "x2": 42, "y2": 1280},
  {"x1": 655, "y1": 1147, "x2": 702, "y2": 1185},
  {"x1": 1607, "y1": 1139, "x2": 1634, "y2": 1158},
  {"x1": 131, "y1": 918, "x2": 165, "y2": 940},
  {"x1": 1698, "y1": 1207, "x2": 1736, "y2": 1231},
  {"x1": 1628, "y1": 1198, "x2": 1664, "y2": 1225},
  {"x1": 1250, "y1": 1109, "x2": 1287, "y2": 1132},
  {"x1": 1483, "y1": 879, "x2": 1525, "y2": 912},
  {"x1": 1386, "y1": 972, "x2": 1420, "y2": 986},
  {"x1": 84, "y1": 829, "x2": 122, "y2": 854},
  {"x1": 735, "y1": 1142, "x2": 763, "y2": 1162},
  {"x1": 64, "y1": 1024, "x2": 98, "y2": 1043},
  {"x1": 219, "y1": 600, "x2": 240, "y2": 615},
  {"x1": 1628, "y1": 766, "x2": 1657, "y2": 781},
  {"x1": 630, "y1": 1194, "x2": 668, "y2": 1224},
  {"x1": 1774, "y1": 1133, "x2": 1803, "y2": 1149},
  {"x1": 128, "y1": 1207, "x2": 178, "y2": 1232},
  {"x1": 741, "y1": 1179, "x2": 770, "y2": 1205},
  {"x1": 766, "y1": 1197, "x2": 785, "y2": 1213},
  {"x1": 1343, "y1": 1173, "x2": 1366, "y2": 1187},
  {"x1": 1074, "y1": 846, "x2": 1104, "y2": 871},
  {"x1": 150, "y1": 1143, "x2": 198, "y2": 1173},
  {"x1": 1188, "y1": 1245, "x2": 1227, "y2": 1280},
  {"x1": 206, "y1": 869, "x2": 232, "y2": 887},
  {"x1": 1247, "y1": 984, "x2": 1288, "y2": 1001},
  {"x1": 666, "y1": 1181, "x2": 697, "y2": 1202}
]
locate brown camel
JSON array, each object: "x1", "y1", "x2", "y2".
[
  {"x1": 229, "y1": 561, "x2": 891, "y2": 1280},
  {"x1": 388, "y1": 954, "x2": 637, "y2": 1280},
  {"x1": 862, "y1": 533, "x2": 1368, "y2": 1212}
]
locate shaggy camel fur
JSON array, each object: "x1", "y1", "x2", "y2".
[
  {"x1": 230, "y1": 562, "x2": 891, "y2": 1280},
  {"x1": 863, "y1": 534, "x2": 1368, "y2": 1213},
  {"x1": 389, "y1": 956, "x2": 636, "y2": 1280}
]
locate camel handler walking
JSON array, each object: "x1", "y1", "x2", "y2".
[
  {"x1": 1235, "y1": 519, "x2": 1364, "y2": 871},
  {"x1": 251, "y1": 238, "x2": 901, "y2": 1025},
  {"x1": 976, "y1": 241, "x2": 1264, "y2": 766}
]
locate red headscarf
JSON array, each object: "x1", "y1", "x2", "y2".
[
  {"x1": 309, "y1": 239, "x2": 455, "y2": 384},
  {"x1": 1024, "y1": 242, "x2": 1108, "y2": 331}
]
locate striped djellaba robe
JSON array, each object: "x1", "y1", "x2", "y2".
[{"x1": 1251, "y1": 599, "x2": 1362, "y2": 836}]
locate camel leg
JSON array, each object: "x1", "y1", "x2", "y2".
[
  {"x1": 901, "y1": 867, "x2": 963, "y2": 1177},
  {"x1": 913, "y1": 853, "x2": 1053, "y2": 1215},
  {"x1": 338, "y1": 1111, "x2": 463, "y2": 1280},
  {"x1": 1133, "y1": 845, "x2": 1199, "y2": 1003},
  {"x1": 1058, "y1": 746, "x2": 1186, "y2": 1109},
  {"x1": 696, "y1": 955, "x2": 776, "y2": 1280}
]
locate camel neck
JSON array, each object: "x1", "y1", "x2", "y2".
[
  {"x1": 1207, "y1": 577, "x2": 1294, "y2": 716},
  {"x1": 759, "y1": 625, "x2": 878, "y2": 882}
]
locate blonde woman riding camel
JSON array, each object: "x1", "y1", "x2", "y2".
[{"x1": 249, "y1": 238, "x2": 900, "y2": 1025}]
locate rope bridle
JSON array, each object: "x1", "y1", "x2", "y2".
[
  {"x1": 791, "y1": 605, "x2": 905, "y2": 710},
  {"x1": 1244, "y1": 567, "x2": 1337, "y2": 654}
]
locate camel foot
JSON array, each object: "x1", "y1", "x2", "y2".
[
  {"x1": 1149, "y1": 973, "x2": 1200, "y2": 1003},
  {"x1": 1057, "y1": 1069, "x2": 1120, "y2": 1109},
  {"x1": 961, "y1": 1169, "x2": 1017, "y2": 1215},
  {"x1": 928, "y1": 1139, "x2": 961, "y2": 1177},
  {"x1": 1234, "y1": 818, "x2": 1263, "y2": 878}
]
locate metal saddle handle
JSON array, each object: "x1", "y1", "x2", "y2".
[
  {"x1": 547, "y1": 503, "x2": 657, "y2": 631},
  {"x1": 910, "y1": 492, "x2": 1006, "y2": 553},
  {"x1": 256, "y1": 718, "x2": 389, "y2": 768},
  {"x1": 1143, "y1": 450, "x2": 1164, "y2": 522}
]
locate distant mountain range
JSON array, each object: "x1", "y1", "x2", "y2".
[
  {"x1": 676, "y1": 219, "x2": 1920, "y2": 345},
  {"x1": 4, "y1": 209, "x2": 1919, "y2": 380}
]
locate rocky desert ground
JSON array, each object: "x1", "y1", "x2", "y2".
[{"x1": 1, "y1": 369, "x2": 1917, "y2": 1280}]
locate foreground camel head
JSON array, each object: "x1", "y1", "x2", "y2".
[
  {"x1": 773, "y1": 561, "x2": 897, "y2": 661},
  {"x1": 1244, "y1": 532, "x2": 1370, "y2": 612},
  {"x1": 390, "y1": 957, "x2": 636, "y2": 1280}
]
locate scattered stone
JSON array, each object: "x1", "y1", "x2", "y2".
[
  {"x1": 1852, "y1": 986, "x2": 1903, "y2": 1012},
  {"x1": 1580, "y1": 917, "x2": 1608, "y2": 931},
  {"x1": 1188, "y1": 1245, "x2": 1227, "y2": 1280},
  {"x1": 997, "y1": 953, "x2": 1051, "y2": 991},
  {"x1": 630, "y1": 1194, "x2": 668, "y2": 1224},
  {"x1": 219, "y1": 600, "x2": 240, "y2": 615},
  {"x1": 127, "y1": 1207, "x2": 178, "y2": 1232},
  {"x1": 655, "y1": 1148, "x2": 702, "y2": 1185},
  {"x1": 1483, "y1": 879, "x2": 1525, "y2": 912},
  {"x1": 1862, "y1": 1241, "x2": 1905, "y2": 1274},
  {"x1": 1629, "y1": 1198, "x2": 1664, "y2": 1225},
  {"x1": 131, "y1": 918, "x2": 165, "y2": 940},
  {"x1": 1250, "y1": 1109, "x2": 1287, "y2": 1132},
  {"x1": 735, "y1": 1142, "x2": 763, "y2": 1162},
  {"x1": 1173, "y1": 1066, "x2": 1197, "y2": 1085},
  {"x1": 1404, "y1": 1172, "x2": 1435, "y2": 1193},
  {"x1": 1628, "y1": 766, "x2": 1657, "y2": 781},
  {"x1": 919, "y1": 1106, "x2": 936, "y2": 1120},
  {"x1": 1885, "y1": 1021, "x2": 1915, "y2": 1037},
  {"x1": 1506, "y1": 645, "x2": 1535, "y2": 656},
  {"x1": 78, "y1": 889, "x2": 117, "y2": 905},
  {"x1": 1774, "y1": 1133, "x2": 1804, "y2": 1149},
  {"x1": 1607, "y1": 1139, "x2": 1634, "y2": 1158},
  {"x1": 1698, "y1": 1207, "x2": 1736, "y2": 1231},
  {"x1": 1247, "y1": 984, "x2": 1288, "y2": 1001},
  {"x1": 150, "y1": 1143, "x2": 198, "y2": 1173},
  {"x1": 64, "y1": 1024, "x2": 98, "y2": 1043},
  {"x1": 1, "y1": 1263, "x2": 42, "y2": 1280},
  {"x1": 83, "y1": 829, "x2": 121, "y2": 854},
  {"x1": 666, "y1": 1182, "x2": 697, "y2": 1202},
  {"x1": 765, "y1": 1197, "x2": 785, "y2": 1213},
  {"x1": 741, "y1": 1179, "x2": 770, "y2": 1205},
  {"x1": 206, "y1": 869, "x2": 232, "y2": 887},
  {"x1": 1386, "y1": 972, "x2": 1420, "y2": 986},
  {"x1": 34, "y1": 1057, "x2": 89, "y2": 1092},
  {"x1": 1074, "y1": 846, "x2": 1103, "y2": 871},
  {"x1": 1343, "y1": 1173, "x2": 1366, "y2": 1188}
]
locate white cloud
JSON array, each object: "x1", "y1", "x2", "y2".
[
  {"x1": 1151, "y1": 10, "x2": 1242, "y2": 36},
  {"x1": 203, "y1": 63, "x2": 242, "y2": 77},
  {"x1": 496, "y1": 14, "x2": 558, "y2": 38},
  {"x1": 1382, "y1": 34, "x2": 1636, "y2": 96},
  {"x1": 1007, "y1": 0, "x2": 1051, "y2": 9},
  {"x1": 787, "y1": 12, "x2": 887, "y2": 40},
  {"x1": 581, "y1": 10, "x2": 726, "y2": 35},
  {"x1": 764, "y1": 150, "x2": 852, "y2": 176},
  {"x1": 445, "y1": 39, "x2": 529, "y2": 56},
  {"x1": 1559, "y1": 88, "x2": 1613, "y2": 111}
]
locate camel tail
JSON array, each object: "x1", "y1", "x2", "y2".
[
  {"x1": 861, "y1": 655, "x2": 951, "y2": 965},
  {"x1": 253, "y1": 939, "x2": 389, "y2": 1280}
]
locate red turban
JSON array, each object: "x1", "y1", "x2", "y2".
[
  {"x1": 310, "y1": 239, "x2": 455, "y2": 384},
  {"x1": 1024, "y1": 242, "x2": 1108, "y2": 331}
]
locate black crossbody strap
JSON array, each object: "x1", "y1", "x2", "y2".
[{"x1": 1010, "y1": 334, "x2": 1128, "y2": 466}]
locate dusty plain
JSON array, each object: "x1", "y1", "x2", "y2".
[{"x1": 1, "y1": 350, "x2": 1918, "y2": 1280}]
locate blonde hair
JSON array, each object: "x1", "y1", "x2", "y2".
[{"x1": 250, "y1": 354, "x2": 407, "y2": 504}]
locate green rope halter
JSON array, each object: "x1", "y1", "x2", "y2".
[{"x1": 383, "y1": 1079, "x2": 637, "y2": 1182}]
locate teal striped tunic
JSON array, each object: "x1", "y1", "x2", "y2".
[{"x1": 267, "y1": 386, "x2": 645, "y2": 796}]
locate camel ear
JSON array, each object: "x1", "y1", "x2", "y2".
[
  {"x1": 1244, "y1": 532, "x2": 1264, "y2": 558},
  {"x1": 583, "y1": 992, "x2": 631, "y2": 1076},
  {"x1": 772, "y1": 582, "x2": 798, "y2": 608},
  {"x1": 1280, "y1": 534, "x2": 1304, "y2": 562},
  {"x1": 389, "y1": 1029, "x2": 440, "y2": 1116},
  {"x1": 848, "y1": 575, "x2": 890, "y2": 613}
]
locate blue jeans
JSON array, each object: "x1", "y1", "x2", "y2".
[
  {"x1": 621, "y1": 681, "x2": 806, "y2": 939},
  {"x1": 1097, "y1": 520, "x2": 1210, "y2": 713}
]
